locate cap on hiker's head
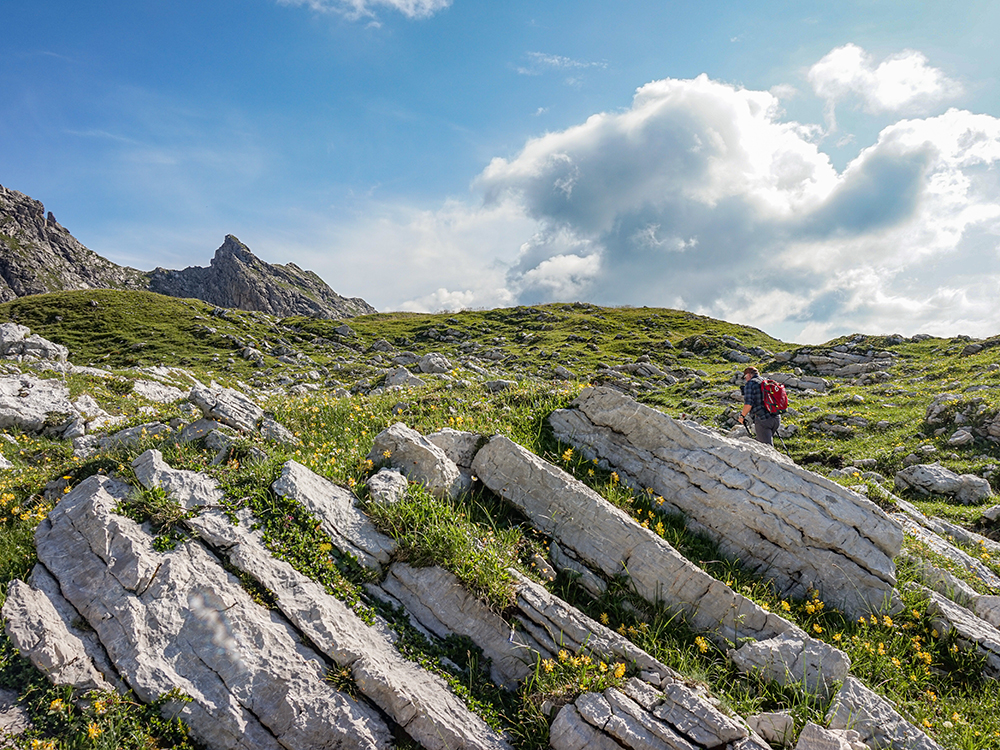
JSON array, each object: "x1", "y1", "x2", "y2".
[{"x1": 743, "y1": 366, "x2": 759, "y2": 377}]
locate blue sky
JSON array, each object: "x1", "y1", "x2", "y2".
[{"x1": 2, "y1": 0, "x2": 999, "y2": 343}]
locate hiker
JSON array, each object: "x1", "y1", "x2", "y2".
[{"x1": 738, "y1": 366, "x2": 780, "y2": 446}]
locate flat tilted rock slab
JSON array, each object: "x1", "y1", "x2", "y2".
[
  {"x1": 379, "y1": 564, "x2": 754, "y2": 749},
  {"x1": 549, "y1": 387, "x2": 902, "y2": 618},
  {"x1": 272, "y1": 460, "x2": 396, "y2": 572},
  {"x1": 550, "y1": 679, "x2": 763, "y2": 750},
  {"x1": 189, "y1": 510, "x2": 511, "y2": 750},
  {"x1": 470, "y1": 435, "x2": 849, "y2": 694},
  {"x1": 34, "y1": 475, "x2": 392, "y2": 750}
]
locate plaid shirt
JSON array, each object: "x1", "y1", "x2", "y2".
[{"x1": 743, "y1": 376, "x2": 770, "y2": 420}]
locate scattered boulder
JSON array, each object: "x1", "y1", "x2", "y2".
[
  {"x1": 189, "y1": 382, "x2": 263, "y2": 433},
  {"x1": 368, "y1": 423, "x2": 469, "y2": 500},
  {"x1": 418, "y1": 353, "x2": 452, "y2": 374},
  {"x1": 894, "y1": 462, "x2": 993, "y2": 504},
  {"x1": 366, "y1": 468, "x2": 409, "y2": 505},
  {"x1": 484, "y1": 379, "x2": 515, "y2": 392},
  {"x1": 385, "y1": 367, "x2": 425, "y2": 388}
]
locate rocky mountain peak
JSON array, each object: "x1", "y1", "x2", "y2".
[
  {"x1": 0, "y1": 184, "x2": 375, "y2": 317},
  {"x1": 149, "y1": 235, "x2": 376, "y2": 319},
  {"x1": 0, "y1": 185, "x2": 148, "y2": 302},
  {"x1": 213, "y1": 234, "x2": 254, "y2": 265}
]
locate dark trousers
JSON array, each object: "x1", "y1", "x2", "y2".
[{"x1": 753, "y1": 414, "x2": 780, "y2": 446}]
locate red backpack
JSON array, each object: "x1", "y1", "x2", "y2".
[{"x1": 761, "y1": 378, "x2": 788, "y2": 414}]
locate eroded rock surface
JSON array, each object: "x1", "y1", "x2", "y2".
[
  {"x1": 272, "y1": 460, "x2": 396, "y2": 571},
  {"x1": 187, "y1": 510, "x2": 510, "y2": 750},
  {"x1": 548, "y1": 387, "x2": 902, "y2": 618},
  {"x1": 368, "y1": 422, "x2": 469, "y2": 499},
  {"x1": 189, "y1": 382, "x2": 264, "y2": 433},
  {"x1": 470, "y1": 433, "x2": 849, "y2": 694},
  {"x1": 894, "y1": 462, "x2": 993, "y2": 505},
  {"x1": 0, "y1": 374, "x2": 75, "y2": 434},
  {"x1": 32, "y1": 474, "x2": 392, "y2": 750}
]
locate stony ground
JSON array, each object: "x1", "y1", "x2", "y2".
[{"x1": 0, "y1": 290, "x2": 999, "y2": 750}]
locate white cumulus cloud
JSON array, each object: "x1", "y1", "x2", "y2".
[
  {"x1": 289, "y1": 46, "x2": 998, "y2": 344},
  {"x1": 808, "y1": 44, "x2": 962, "y2": 127},
  {"x1": 468, "y1": 69, "x2": 1000, "y2": 342}
]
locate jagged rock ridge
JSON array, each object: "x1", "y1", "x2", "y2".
[
  {"x1": 0, "y1": 184, "x2": 375, "y2": 318},
  {"x1": 148, "y1": 234, "x2": 375, "y2": 319},
  {"x1": 0, "y1": 185, "x2": 147, "y2": 302}
]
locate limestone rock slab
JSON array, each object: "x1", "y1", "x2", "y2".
[
  {"x1": 470, "y1": 434, "x2": 847, "y2": 694},
  {"x1": 2, "y1": 576, "x2": 113, "y2": 695},
  {"x1": 34, "y1": 474, "x2": 392, "y2": 750},
  {"x1": 731, "y1": 633, "x2": 850, "y2": 694},
  {"x1": 133, "y1": 448, "x2": 223, "y2": 510},
  {"x1": 827, "y1": 676, "x2": 941, "y2": 750},
  {"x1": 894, "y1": 463, "x2": 993, "y2": 505},
  {"x1": 132, "y1": 379, "x2": 186, "y2": 404},
  {"x1": 272, "y1": 460, "x2": 396, "y2": 571},
  {"x1": 923, "y1": 587, "x2": 1000, "y2": 677},
  {"x1": 0, "y1": 374, "x2": 75, "y2": 433},
  {"x1": 189, "y1": 509, "x2": 510, "y2": 750},
  {"x1": 548, "y1": 386, "x2": 902, "y2": 618}
]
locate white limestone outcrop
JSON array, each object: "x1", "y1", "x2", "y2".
[{"x1": 548, "y1": 387, "x2": 902, "y2": 618}]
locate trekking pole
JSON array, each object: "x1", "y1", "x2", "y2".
[{"x1": 776, "y1": 430, "x2": 789, "y2": 454}]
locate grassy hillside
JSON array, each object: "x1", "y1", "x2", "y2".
[{"x1": 0, "y1": 290, "x2": 999, "y2": 749}]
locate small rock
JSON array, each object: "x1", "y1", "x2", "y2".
[{"x1": 747, "y1": 711, "x2": 795, "y2": 746}]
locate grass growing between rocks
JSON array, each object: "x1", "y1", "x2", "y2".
[
  {"x1": 542, "y1": 441, "x2": 1000, "y2": 749},
  {"x1": 0, "y1": 640, "x2": 198, "y2": 750},
  {"x1": 364, "y1": 484, "x2": 525, "y2": 609},
  {"x1": 5, "y1": 295, "x2": 1000, "y2": 748}
]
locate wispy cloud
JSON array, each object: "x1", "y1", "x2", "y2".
[
  {"x1": 516, "y1": 51, "x2": 608, "y2": 76},
  {"x1": 277, "y1": 0, "x2": 451, "y2": 21}
]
